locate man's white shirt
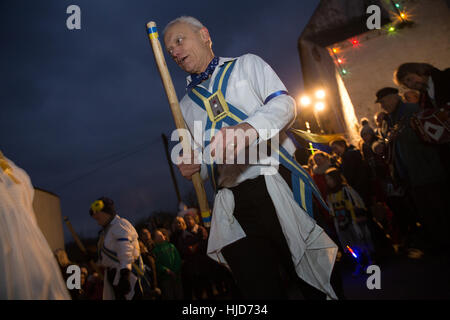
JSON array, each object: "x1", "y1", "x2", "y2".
[
  {"x1": 98, "y1": 215, "x2": 140, "y2": 300},
  {"x1": 179, "y1": 54, "x2": 297, "y2": 188}
]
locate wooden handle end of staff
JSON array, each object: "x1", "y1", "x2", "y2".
[
  {"x1": 63, "y1": 216, "x2": 87, "y2": 255},
  {"x1": 63, "y1": 216, "x2": 104, "y2": 280},
  {"x1": 145, "y1": 20, "x2": 211, "y2": 226}
]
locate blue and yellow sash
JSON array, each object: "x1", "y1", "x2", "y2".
[{"x1": 187, "y1": 60, "x2": 329, "y2": 217}]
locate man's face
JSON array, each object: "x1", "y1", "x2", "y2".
[
  {"x1": 401, "y1": 73, "x2": 428, "y2": 91},
  {"x1": 379, "y1": 94, "x2": 400, "y2": 114},
  {"x1": 164, "y1": 22, "x2": 212, "y2": 74},
  {"x1": 90, "y1": 211, "x2": 111, "y2": 227}
]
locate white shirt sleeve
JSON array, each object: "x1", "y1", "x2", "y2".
[
  {"x1": 112, "y1": 222, "x2": 139, "y2": 270},
  {"x1": 239, "y1": 54, "x2": 296, "y2": 141}
]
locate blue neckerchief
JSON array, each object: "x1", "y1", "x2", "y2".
[{"x1": 187, "y1": 57, "x2": 219, "y2": 90}]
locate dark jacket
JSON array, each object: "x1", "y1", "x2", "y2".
[
  {"x1": 388, "y1": 101, "x2": 445, "y2": 187},
  {"x1": 420, "y1": 67, "x2": 450, "y2": 109}
]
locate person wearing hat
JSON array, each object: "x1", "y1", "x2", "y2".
[
  {"x1": 375, "y1": 87, "x2": 449, "y2": 257},
  {"x1": 89, "y1": 197, "x2": 143, "y2": 300}
]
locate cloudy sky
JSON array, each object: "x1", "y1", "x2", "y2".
[{"x1": 1, "y1": 0, "x2": 319, "y2": 239}]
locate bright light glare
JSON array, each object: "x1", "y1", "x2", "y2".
[
  {"x1": 315, "y1": 101, "x2": 325, "y2": 111},
  {"x1": 299, "y1": 96, "x2": 311, "y2": 107},
  {"x1": 315, "y1": 89, "x2": 326, "y2": 99}
]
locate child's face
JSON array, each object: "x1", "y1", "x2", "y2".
[
  {"x1": 174, "y1": 217, "x2": 187, "y2": 231},
  {"x1": 325, "y1": 175, "x2": 336, "y2": 189},
  {"x1": 154, "y1": 231, "x2": 166, "y2": 244},
  {"x1": 140, "y1": 228, "x2": 152, "y2": 242}
]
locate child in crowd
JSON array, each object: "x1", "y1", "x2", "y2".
[
  {"x1": 152, "y1": 229, "x2": 183, "y2": 300},
  {"x1": 325, "y1": 168, "x2": 375, "y2": 276}
]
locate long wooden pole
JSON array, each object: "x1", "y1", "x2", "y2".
[
  {"x1": 146, "y1": 21, "x2": 211, "y2": 227},
  {"x1": 63, "y1": 216, "x2": 103, "y2": 280},
  {"x1": 161, "y1": 133, "x2": 182, "y2": 205}
]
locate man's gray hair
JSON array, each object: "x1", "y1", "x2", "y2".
[{"x1": 163, "y1": 16, "x2": 205, "y2": 34}]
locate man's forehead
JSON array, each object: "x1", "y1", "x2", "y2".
[{"x1": 164, "y1": 22, "x2": 196, "y2": 38}]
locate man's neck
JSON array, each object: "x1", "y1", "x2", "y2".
[
  {"x1": 102, "y1": 215, "x2": 115, "y2": 229},
  {"x1": 197, "y1": 53, "x2": 215, "y2": 74}
]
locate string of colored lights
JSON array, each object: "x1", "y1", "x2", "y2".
[
  {"x1": 330, "y1": 1, "x2": 412, "y2": 76},
  {"x1": 330, "y1": 47, "x2": 347, "y2": 76},
  {"x1": 390, "y1": 0, "x2": 408, "y2": 23}
]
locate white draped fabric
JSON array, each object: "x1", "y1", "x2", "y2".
[
  {"x1": 0, "y1": 154, "x2": 70, "y2": 300},
  {"x1": 207, "y1": 172, "x2": 338, "y2": 300}
]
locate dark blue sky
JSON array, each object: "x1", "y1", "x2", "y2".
[{"x1": 1, "y1": 0, "x2": 319, "y2": 239}]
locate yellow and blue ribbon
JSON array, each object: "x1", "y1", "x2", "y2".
[{"x1": 147, "y1": 26, "x2": 159, "y2": 40}]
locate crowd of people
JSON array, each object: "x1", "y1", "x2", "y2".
[
  {"x1": 298, "y1": 62, "x2": 449, "y2": 276},
  {"x1": 3, "y1": 11, "x2": 447, "y2": 300},
  {"x1": 56, "y1": 61, "x2": 448, "y2": 300},
  {"x1": 56, "y1": 206, "x2": 238, "y2": 300}
]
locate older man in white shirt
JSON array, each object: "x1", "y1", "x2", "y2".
[{"x1": 162, "y1": 16, "x2": 339, "y2": 300}]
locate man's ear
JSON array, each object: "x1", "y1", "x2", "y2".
[{"x1": 199, "y1": 27, "x2": 211, "y2": 44}]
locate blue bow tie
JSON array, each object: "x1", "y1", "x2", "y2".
[{"x1": 187, "y1": 57, "x2": 219, "y2": 90}]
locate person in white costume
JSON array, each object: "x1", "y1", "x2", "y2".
[
  {"x1": 163, "y1": 16, "x2": 340, "y2": 299},
  {"x1": 89, "y1": 197, "x2": 144, "y2": 300},
  {"x1": 0, "y1": 151, "x2": 70, "y2": 300}
]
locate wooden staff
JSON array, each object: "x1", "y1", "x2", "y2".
[
  {"x1": 63, "y1": 216, "x2": 103, "y2": 280},
  {"x1": 161, "y1": 133, "x2": 182, "y2": 205},
  {"x1": 146, "y1": 21, "x2": 211, "y2": 227}
]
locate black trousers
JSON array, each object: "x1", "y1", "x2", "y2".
[
  {"x1": 220, "y1": 166, "x2": 329, "y2": 300},
  {"x1": 106, "y1": 267, "x2": 143, "y2": 300}
]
